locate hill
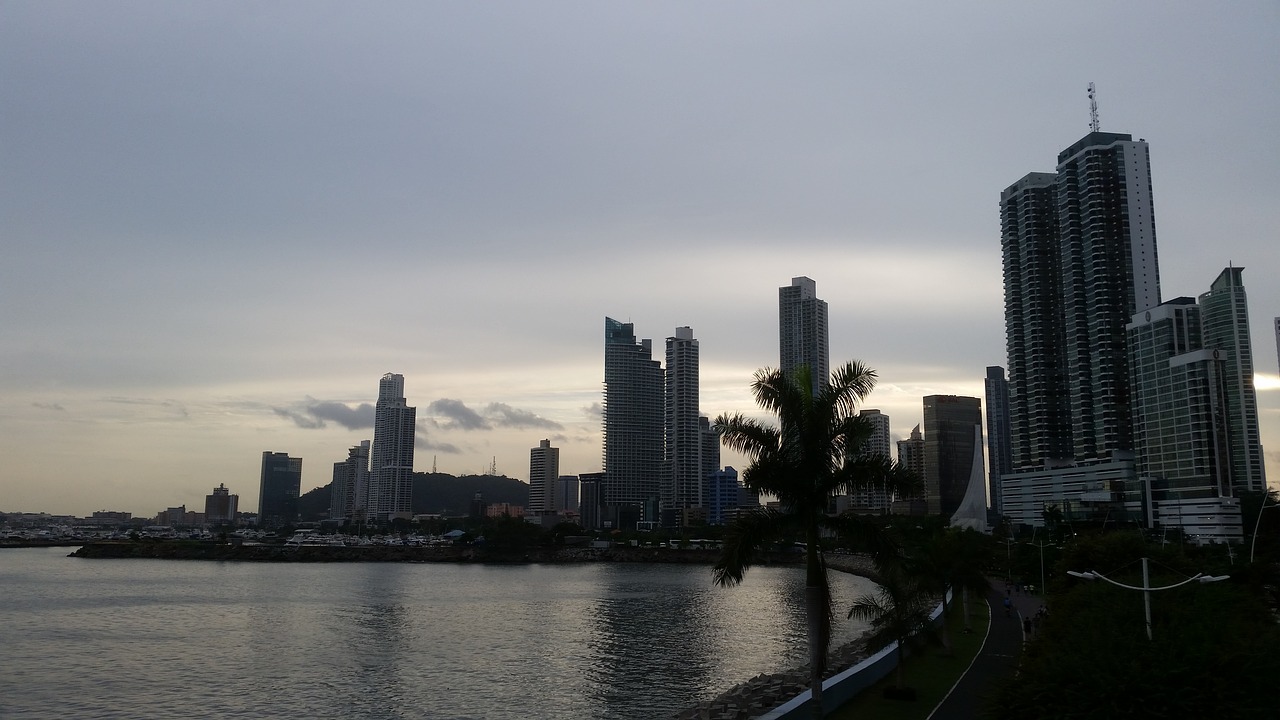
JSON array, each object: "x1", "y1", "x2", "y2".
[{"x1": 298, "y1": 472, "x2": 530, "y2": 520}]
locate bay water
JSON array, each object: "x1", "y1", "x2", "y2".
[{"x1": 0, "y1": 547, "x2": 877, "y2": 719}]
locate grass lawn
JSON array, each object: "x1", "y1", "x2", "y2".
[{"x1": 828, "y1": 600, "x2": 991, "y2": 720}]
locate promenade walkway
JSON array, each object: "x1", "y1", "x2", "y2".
[{"x1": 926, "y1": 583, "x2": 1042, "y2": 719}]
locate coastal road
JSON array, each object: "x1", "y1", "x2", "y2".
[{"x1": 927, "y1": 585, "x2": 1032, "y2": 719}]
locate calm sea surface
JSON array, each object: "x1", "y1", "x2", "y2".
[{"x1": 0, "y1": 547, "x2": 877, "y2": 719}]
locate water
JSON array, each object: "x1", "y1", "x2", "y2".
[{"x1": 0, "y1": 547, "x2": 877, "y2": 719}]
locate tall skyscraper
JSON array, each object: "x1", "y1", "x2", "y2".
[
  {"x1": 1198, "y1": 267, "x2": 1266, "y2": 493},
  {"x1": 370, "y1": 373, "x2": 416, "y2": 521},
  {"x1": 1056, "y1": 132, "x2": 1160, "y2": 461},
  {"x1": 528, "y1": 439, "x2": 560, "y2": 514},
  {"x1": 1000, "y1": 130, "x2": 1162, "y2": 528},
  {"x1": 330, "y1": 440, "x2": 370, "y2": 523},
  {"x1": 923, "y1": 396, "x2": 983, "y2": 517},
  {"x1": 779, "y1": 276, "x2": 829, "y2": 395},
  {"x1": 578, "y1": 471, "x2": 604, "y2": 531},
  {"x1": 603, "y1": 318, "x2": 664, "y2": 528},
  {"x1": 664, "y1": 326, "x2": 701, "y2": 524},
  {"x1": 556, "y1": 475, "x2": 580, "y2": 514},
  {"x1": 258, "y1": 451, "x2": 301, "y2": 528},
  {"x1": 984, "y1": 367, "x2": 1013, "y2": 515},
  {"x1": 700, "y1": 415, "x2": 720, "y2": 486}
]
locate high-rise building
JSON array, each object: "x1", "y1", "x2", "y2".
[
  {"x1": 700, "y1": 415, "x2": 720, "y2": 485},
  {"x1": 528, "y1": 439, "x2": 560, "y2": 514},
  {"x1": 258, "y1": 451, "x2": 301, "y2": 528},
  {"x1": 984, "y1": 367, "x2": 1013, "y2": 515},
  {"x1": 578, "y1": 471, "x2": 604, "y2": 531},
  {"x1": 370, "y1": 373, "x2": 416, "y2": 521},
  {"x1": 664, "y1": 326, "x2": 701, "y2": 524},
  {"x1": 1000, "y1": 130, "x2": 1162, "y2": 527},
  {"x1": 705, "y1": 467, "x2": 742, "y2": 526},
  {"x1": 923, "y1": 396, "x2": 983, "y2": 517},
  {"x1": 603, "y1": 318, "x2": 664, "y2": 528},
  {"x1": 895, "y1": 424, "x2": 925, "y2": 513},
  {"x1": 556, "y1": 475, "x2": 580, "y2": 515},
  {"x1": 330, "y1": 440, "x2": 370, "y2": 523},
  {"x1": 851, "y1": 409, "x2": 891, "y2": 513},
  {"x1": 204, "y1": 483, "x2": 238, "y2": 526},
  {"x1": 779, "y1": 276, "x2": 829, "y2": 396},
  {"x1": 1200, "y1": 268, "x2": 1266, "y2": 493}
]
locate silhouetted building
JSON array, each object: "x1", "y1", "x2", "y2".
[
  {"x1": 779, "y1": 276, "x2": 829, "y2": 395},
  {"x1": 258, "y1": 452, "x2": 301, "y2": 528},
  {"x1": 205, "y1": 483, "x2": 238, "y2": 526},
  {"x1": 578, "y1": 472, "x2": 604, "y2": 531},
  {"x1": 664, "y1": 326, "x2": 701, "y2": 524},
  {"x1": 330, "y1": 440, "x2": 370, "y2": 523},
  {"x1": 603, "y1": 318, "x2": 663, "y2": 527},
  {"x1": 851, "y1": 409, "x2": 891, "y2": 513},
  {"x1": 923, "y1": 396, "x2": 982, "y2": 517},
  {"x1": 895, "y1": 424, "x2": 925, "y2": 514},
  {"x1": 984, "y1": 367, "x2": 1013, "y2": 515}
]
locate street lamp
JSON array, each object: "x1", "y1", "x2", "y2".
[
  {"x1": 1067, "y1": 557, "x2": 1229, "y2": 640},
  {"x1": 1249, "y1": 491, "x2": 1280, "y2": 563}
]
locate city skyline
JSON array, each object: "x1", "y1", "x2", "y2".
[{"x1": 2, "y1": 3, "x2": 1278, "y2": 515}]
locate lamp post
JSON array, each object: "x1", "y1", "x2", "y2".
[
  {"x1": 1067, "y1": 558, "x2": 1229, "y2": 640},
  {"x1": 1249, "y1": 491, "x2": 1279, "y2": 563},
  {"x1": 1026, "y1": 529, "x2": 1053, "y2": 597}
]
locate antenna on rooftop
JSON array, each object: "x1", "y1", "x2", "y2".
[{"x1": 1088, "y1": 83, "x2": 1100, "y2": 132}]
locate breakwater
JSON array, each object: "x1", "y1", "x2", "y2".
[{"x1": 69, "y1": 541, "x2": 809, "y2": 566}]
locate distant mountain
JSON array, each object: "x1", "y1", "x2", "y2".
[{"x1": 298, "y1": 472, "x2": 530, "y2": 520}]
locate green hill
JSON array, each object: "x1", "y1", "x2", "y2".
[{"x1": 299, "y1": 472, "x2": 530, "y2": 520}]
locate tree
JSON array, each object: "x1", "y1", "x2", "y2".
[
  {"x1": 847, "y1": 558, "x2": 936, "y2": 696},
  {"x1": 713, "y1": 362, "x2": 919, "y2": 718},
  {"x1": 907, "y1": 528, "x2": 992, "y2": 644}
]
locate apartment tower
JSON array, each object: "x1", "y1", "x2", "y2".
[
  {"x1": 370, "y1": 373, "x2": 416, "y2": 521},
  {"x1": 779, "y1": 276, "x2": 829, "y2": 396},
  {"x1": 603, "y1": 318, "x2": 664, "y2": 527}
]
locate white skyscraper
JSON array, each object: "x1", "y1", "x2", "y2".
[
  {"x1": 779, "y1": 276, "x2": 829, "y2": 396},
  {"x1": 852, "y1": 409, "x2": 891, "y2": 513},
  {"x1": 369, "y1": 373, "x2": 416, "y2": 521},
  {"x1": 528, "y1": 439, "x2": 559, "y2": 515}
]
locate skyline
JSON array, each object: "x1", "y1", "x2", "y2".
[{"x1": 3, "y1": 2, "x2": 1278, "y2": 516}]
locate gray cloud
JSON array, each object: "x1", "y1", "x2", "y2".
[
  {"x1": 272, "y1": 399, "x2": 375, "y2": 430},
  {"x1": 582, "y1": 402, "x2": 603, "y2": 421},
  {"x1": 428, "y1": 399, "x2": 491, "y2": 431},
  {"x1": 484, "y1": 403, "x2": 563, "y2": 430},
  {"x1": 32, "y1": 402, "x2": 65, "y2": 411}
]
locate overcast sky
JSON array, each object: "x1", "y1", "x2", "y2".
[{"x1": 3, "y1": 1, "x2": 1277, "y2": 517}]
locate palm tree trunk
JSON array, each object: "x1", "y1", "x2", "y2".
[
  {"x1": 806, "y1": 584, "x2": 825, "y2": 718},
  {"x1": 805, "y1": 528, "x2": 826, "y2": 719},
  {"x1": 938, "y1": 589, "x2": 952, "y2": 652},
  {"x1": 962, "y1": 586, "x2": 972, "y2": 632}
]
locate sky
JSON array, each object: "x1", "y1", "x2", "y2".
[{"x1": 2, "y1": 1, "x2": 1278, "y2": 517}]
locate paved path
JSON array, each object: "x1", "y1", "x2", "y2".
[{"x1": 926, "y1": 584, "x2": 1044, "y2": 719}]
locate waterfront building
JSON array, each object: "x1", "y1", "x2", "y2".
[
  {"x1": 704, "y1": 467, "x2": 742, "y2": 526},
  {"x1": 528, "y1": 439, "x2": 560, "y2": 514},
  {"x1": 778, "y1": 276, "x2": 829, "y2": 396},
  {"x1": 578, "y1": 471, "x2": 604, "y2": 531},
  {"x1": 984, "y1": 367, "x2": 1013, "y2": 515},
  {"x1": 923, "y1": 395, "x2": 982, "y2": 517},
  {"x1": 663, "y1": 326, "x2": 701, "y2": 526},
  {"x1": 204, "y1": 483, "x2": 239, "y2": 526},
  {"x1": 851, "y1": 409, "x2": 891, "y2": 513},
  {"x1": 258, "y1": 451, "x2": 301, "y2": 528},
  {"x1": 330, "y1": 440, "x2": 370, "y2": 524},
  {"x1": 603, "y1": 318, "x2": 664, "y2": 529},
  {"x1": 894, "y1": 424, "x2": 925, "y2": 514},
  {"x1": 556, "y1": 475, "x2": 580, "y2": 514},
  {"x1": 369, "y1": 373, "x2": 417, "y2": 521},
  {"x1": 1000, "y1": 130, "x2": 1162, "y2": 527}
]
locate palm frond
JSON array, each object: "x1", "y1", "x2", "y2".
[{"x1": 713, "y1": 508, "x2": 791, "y2": 587}]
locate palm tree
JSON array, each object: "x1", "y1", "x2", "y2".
[
  {"x1": 907, "y1": 528, "x2": 992, "y2": 648},
  {"x1": 712, "y1": 362, "x2": 919, "y2": 718},
  {"x1": 847, "y1": 558, "x2": 937, "y2": 695}
]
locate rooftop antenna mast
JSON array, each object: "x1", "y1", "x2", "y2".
[{"x1": 1088, "y1": 82, "x2": 1100, "y2": 132}]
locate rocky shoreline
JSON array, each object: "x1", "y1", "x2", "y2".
[{"x1": 68, "y1": 541, "x2": 805, "y2": 566}]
